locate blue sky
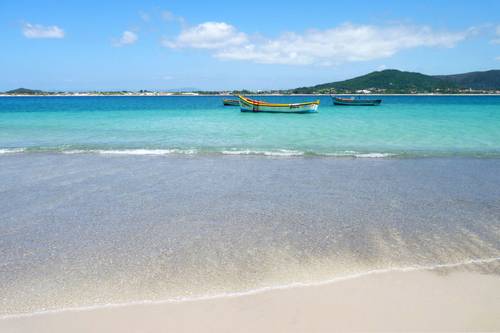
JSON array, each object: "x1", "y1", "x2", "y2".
[{"x1": 1, "y1": 0, "x2": 499, "y2": 91}]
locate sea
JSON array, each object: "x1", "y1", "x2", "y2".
[
  {"x1": 0, "y1": 95, "x2": 499, "y2": 317},
  {"x1": 1, "y1": 95, "x2": 500, "y2": 157}
]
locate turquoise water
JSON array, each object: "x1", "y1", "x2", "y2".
[
  {"x1": 1, "y1": 95, "x2": 500, "y2": 157},
  {"x1": 2, "y1": 96, "x2": 500, "y2": 316}
]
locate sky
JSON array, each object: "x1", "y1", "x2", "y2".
[{"x1": 1, "y1": 0, "x2": 499, "y2": 91}]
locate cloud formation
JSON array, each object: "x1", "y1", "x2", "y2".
[
  {"x1": 164, "y1": 22, "x2": 471, "y2": 65},
  {"x1": 113, "y1": 31, "x2": 138, "y2": 47},
  {"x1": 163, "y1": 22, "x2": 247, "y2": 49},
  {"x1": 22, "y1": 23, "x2": 64, "y2": 39}
]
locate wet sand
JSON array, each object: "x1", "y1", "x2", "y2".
[
  {"x1": 1, "y1": 269, "x2": 499, "y2": 333},
  {"x1": 1, "y1": 154, "x2": 500, "y2": 331}
]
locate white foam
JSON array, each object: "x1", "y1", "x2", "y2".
[
  {"x1": 1, "y1": 256, "x2": 498, "y2": 321},
  {"x1": 323, "y1": 151, "x2": 396, "y2": 158},
  {"x1": 0, "y1": 148, "x2": 25, "y2": 154},
  {"x1": 61, "y1": 150, "x2": 88, "y2": 154},
  {"x1": 2, "y1": 148, "x2": 396, "y2": 158},
  {"x1": 221, "y1": 149, "x2": 304, "y2": 156},
  {"x1": 63, "y1": 149, "x2": 198, "y2": 155},
  {"x1": 98, "y1": 149, "x2": 197, "y2": 155},
  {"x1": 354, "y1": 153, "x2": 396, "y2": 158}
]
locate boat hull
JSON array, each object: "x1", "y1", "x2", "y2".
[
  {"x1": 239, "y1": 96, "x2": 319, "y2": 113},
  {"x1": 223, "y1": 99, "x2": 240, "y2": 106},
  {"x1": 333, "y1": 97, "x2": 382, "y2": 106}
]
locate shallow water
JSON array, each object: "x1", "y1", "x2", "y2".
[
  {"x1": 1, "y1": 96, "x2": 500, "y2": 157},
  {"x1": 1, "y1": 154, "x2": 499, "y2": 316}
]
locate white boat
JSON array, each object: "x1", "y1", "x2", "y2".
[{"x1": 239, "y1": 95, "x2": 319, "y2": 113}]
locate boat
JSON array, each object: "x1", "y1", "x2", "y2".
[
  {"x1": 333, "y1": 96, "x2": 382, "y2": 106},
  {"x1": 238, "y1": 95, "x2": 319, "y2": 113},
  {"x1": 223, "y1": 99, "x2": 240, "y2": 106}
]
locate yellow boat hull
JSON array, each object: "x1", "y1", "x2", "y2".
[{"x1": 239, "y1": 96, "x2": 319, "y2": 113}]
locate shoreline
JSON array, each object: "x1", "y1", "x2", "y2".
[
  {"x1": 2, "y1": 266, "x2": 499, "y2": 332},
  {"x1": 1, "y1": 256, "x2": 499, "y2": 321},
  {"x1": 2, "y1": 154, "x2": 499, "y2": 331},
  {"x1": 2, "y1": 149, "x2": 500, "y2": 159},
  {"x1": 1, "y1": 93, "x2": 500, "y2": 97}
]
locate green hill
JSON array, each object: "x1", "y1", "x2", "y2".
[
  {"x1": 290, "y1": 69, "x2": 500, "y2": 94},
  {"x1": 435, "y1": 70, "x2": 500, "y2": 90},
  {"x1": 5, "y1": 88, "x2": 46, "y2": 95}
]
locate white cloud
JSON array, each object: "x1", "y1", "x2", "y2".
[
  {"x1": 496, "y1": 56, "x2": 500, "y2": 61},
  {"x1": 163, "y1": 22, "x2": 248, "y2": 49},
  {"x1": 22, "y1": 23, "x2": 64, "y2": 39},
  {"x1": 113, "y1": 30, "x2": 138, "y2": 47},
  {"x1": 164, "y1": 22, "x2": 471, "y2": 66},
  {"x1": 217, "y1": 24, "x2": 469, "y2": 65}
]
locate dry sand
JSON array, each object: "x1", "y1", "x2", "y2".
[{"x1": 1, "y1": 269, "x2": 499, "y2": 333}]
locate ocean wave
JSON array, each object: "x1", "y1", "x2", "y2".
[
  {"x1": 354, "y1": 152, "x2": 396, "y2": 158},
  {"x1": 1, "y1": 147, "x2": 401, "y2": 158},
  {"x1": 96, "y1": 149, "x2": 198, "y2": 155},
  {"x1": 0, "y1": 148, "x2": 25, "y2": 154},
  {"x1": 323, "y1": 151, "x2": 396, "y2": 158},
  {"x1": 1, "y1": 256, "x2": 498, "y2": 321},
  {"x1": 61, "y1": 149, "x2": 198, "y2": 155},
  {"x1": 3, "y1": 147, "x2": 499, "y2": 158},
  {"x1": 221, "y1": 149, "x2": 304, "y2": 156}
]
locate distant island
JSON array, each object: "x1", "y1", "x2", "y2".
[{"x1": 2, "y1": 69, "x2": 500, "y2": 96}]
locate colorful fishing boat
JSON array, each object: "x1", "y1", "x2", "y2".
[
  {"x1": 333, "y1": 96, "x2": 382, "y2": 106},
  {"x1": 239, "y1": 95, "x2": 319, "y2": 113},
  {"x1": 223, "y1": 99, "x2": 240, "y2": 106}
]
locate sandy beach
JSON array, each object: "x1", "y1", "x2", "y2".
[
  {"x1": 3, "y1": 0, "x2": 500, "y2": 330},
  {"x1": 1, "y1": 268, "x2": 499, "y2": 333},
  {"x1": 1, "y1": 154, "x2": 499, "y2": 331}
]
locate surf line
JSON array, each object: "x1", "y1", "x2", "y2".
[{"x1": 1, "y1": 256, "x2": 499, "y2": 320}]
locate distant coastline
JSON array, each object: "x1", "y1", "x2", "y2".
[
  {"x1": 3, "y1": 68, "x2": 499, "y2": 97},
  {"x1": 2, "y1": 93, "x2": 500, "y2": 97}
]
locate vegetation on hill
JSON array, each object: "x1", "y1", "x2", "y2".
[
  {"x1": 435, "y1": 70, "x2": 500, "y2": 90},
  {"x1": 289, "y1": 69, "x2": 500, "y2": 94},
  {"x1": 2, "y1": 69, "x2": 500, "y2": 95},
  {"x1": 5, "y1": 88, "x2": 46, "y2": 95},
  {"x1": 290, "y1": 70, "x2": 458, "y2": 94}
]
